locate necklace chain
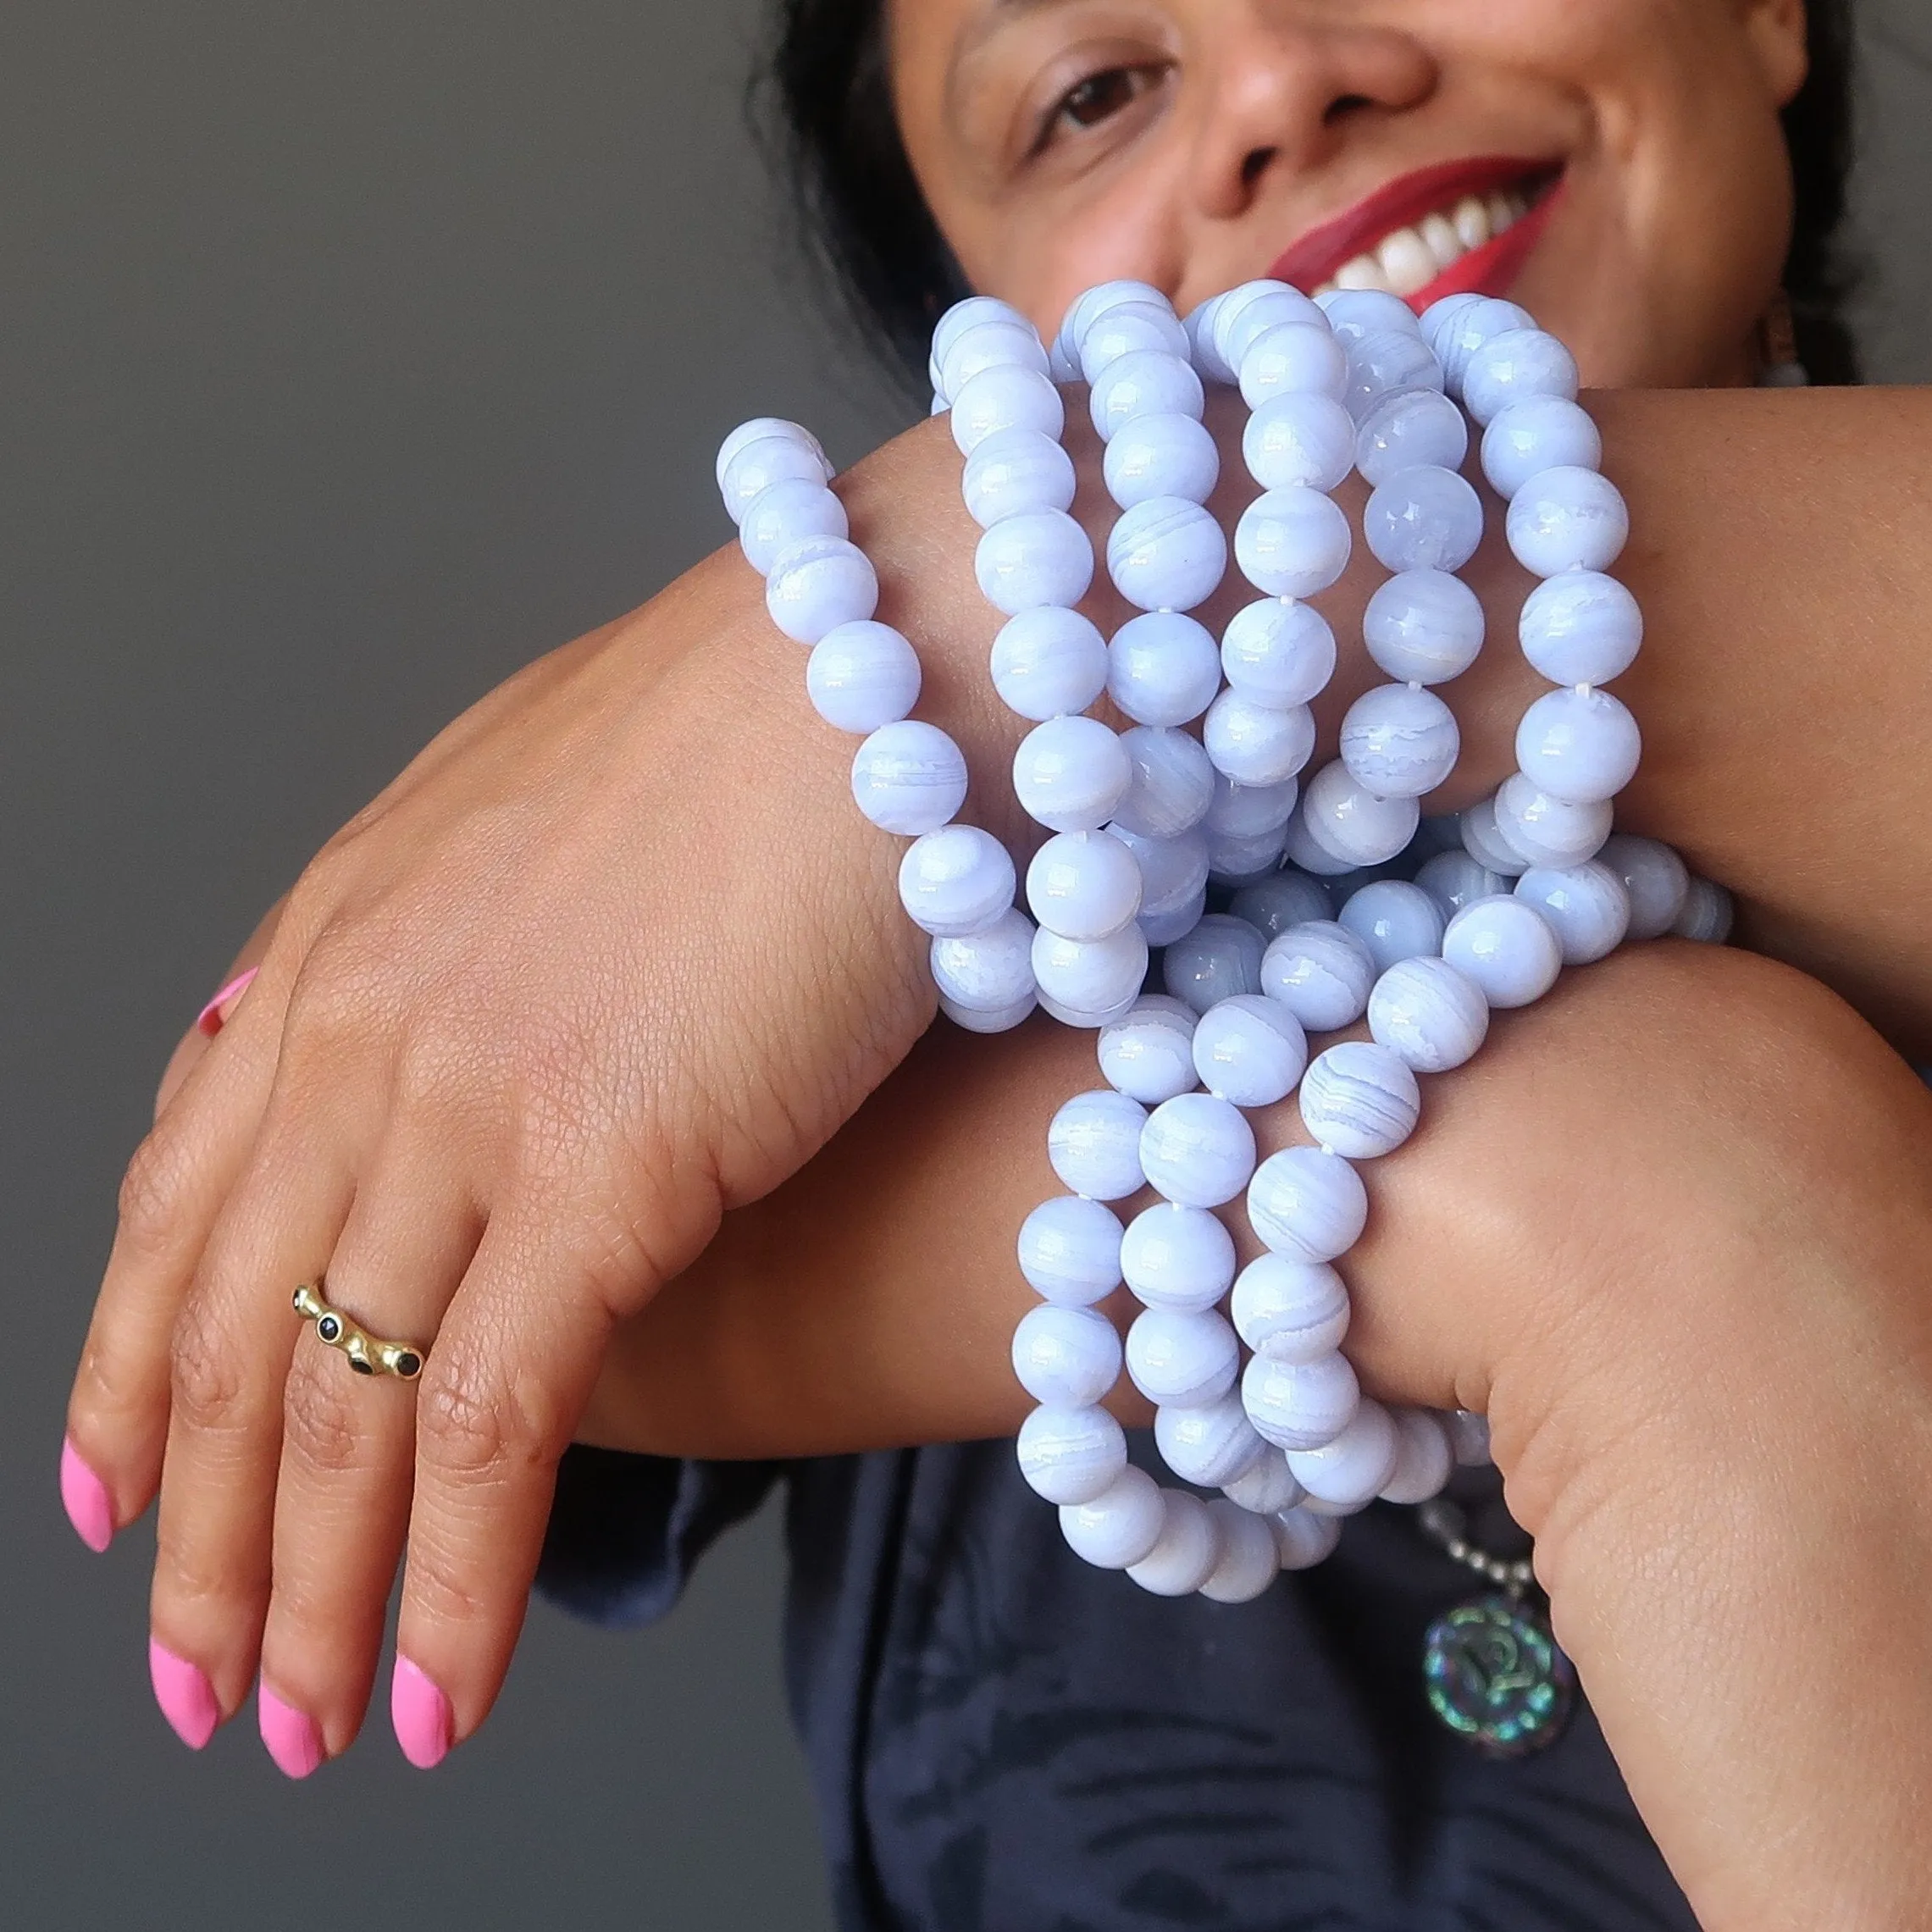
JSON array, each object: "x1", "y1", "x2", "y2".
[{"x1": 1416, "y1": 1497, "x2": 1537, "y2": 1598}]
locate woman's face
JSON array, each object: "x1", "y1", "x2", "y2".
[{"x1": 889, "y1": 0, "x2": 1809, "y2": 387}]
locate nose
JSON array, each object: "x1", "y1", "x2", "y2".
[{"x1": 1183, "y1": 6, "x2": 1439, "y2": 222}]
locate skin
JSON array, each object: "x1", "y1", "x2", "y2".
[{"x1": 61, "y1": 0, "x2": 1932, "y2": 1922}]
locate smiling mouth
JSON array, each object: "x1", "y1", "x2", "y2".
[{"x1": 1268, "y1": 157, "x2": 1564, "y2": 312}]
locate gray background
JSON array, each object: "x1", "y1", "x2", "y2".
[{"x1": 3, "y1": 2, "x2": 1927, "y2": 1927}]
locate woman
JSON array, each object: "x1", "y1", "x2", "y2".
[{"x1": 61, "y1": 0, "x2": 1932, "y2": 1924}]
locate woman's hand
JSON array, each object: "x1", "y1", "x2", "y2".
[
  {"x1": 60, "y1": 418, "x2": 1037, "y2": 1773},
  {"x1": 591, "y1": 940, "x2": 1932, "y2": 1928}
]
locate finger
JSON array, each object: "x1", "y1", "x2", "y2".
[
  {"x1": 63, "y1": 957, "x2": 291, "y2": 1554},
  {"x1": 254, "y1": 1167, "x2": 482, "y2": 1776},
  {"x1": 147, "y1": 1108, "x2": 355, "y2": 1747},
  {"x1": 390, "y1": 1215, "x2": 616, "y2": 1768},
  {"x1": 155, "y1": 896, "x2": 290, "y2": 1121}
]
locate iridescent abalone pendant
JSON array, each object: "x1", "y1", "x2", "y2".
[{"x1": 1423, "y1": 1592, "x2": 1575, "y2": 1757}]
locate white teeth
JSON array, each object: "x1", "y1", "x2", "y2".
[
  {"x1": 1334, "y1": 253, "x2": 1393, "y2": 294},
  {"x1": 1420, "y1": 212, "x2": 1463, "y2": 272},
  {"x1": 1452, "y1": 196, "x2": 1490, "y2": 251},
  {"x1": 1486, "y1": 190, "x2": 1519, "y2": 235},
  {"x1": 1376, "y1": 224, "x2": 1439, "y2": 297}
]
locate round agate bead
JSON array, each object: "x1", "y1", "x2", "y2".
[
  {"x1": 1108, "y1": 611, "x2": 1222, "y2": 727},
  {"x1": 1231, "y1": 1256, "x2": 1349, "y2": 1363},
  {"x1": 1363, "y1": 464, "x2": 1483, "y2": 574},
  {"x1": 739, "y1": 477, "x2": 848, "y2": 576},
  {"x1": 1060, "y1": 1465, "x2": 1165, "y2": 1569},
  {"x1": 720, "y1": 434, "x2": 830, "y2": 523},
  {"x1": 1104, "y1": 412, "x2": 1220, "y2": 508},
  {"x1": 1016, "y1": 1194, "x2": 1124, "y2": 1304},
  {"x1": 1287, "y1": 1398, "x2": 1400, "y2": 1508},
  {"x1": 1247, "y1": 1146, "x2": 1369, "y2": 1263},
  {"x1": 1367, "y1": 955, "x2": 1489, "y2": 1072},
  {"x1": 1090, "y1": 349, "x2": 1204, "y2": 440},
  {"x1": 1141, "y1": 890, "x2": 1205, "y2": 952},
  {"x1": 1219, "y1": 596, "x2": 1337, "y2": 709},
  {"x1": 1515, "y1": 687, "x2": 1642, "y2": 805},
  {"x1": 1139, "y1": 1093, "x2": 1258, "y2": 1208},
  {"x1": 766, "y1": 534, "x2": 879, "y2": 644},
  {"x1": 1493, "y1": 772, "x2": 1613, "y2": 868},
  {"x1": 897, "y1": 825, "x2": 1016, "y2": 937},
  {"x1": 1230, "y1": 869, "x2": 1331, "y2": 937},
  {"x1": 1060, "y1": 280, "x2": 1168, "y2": 357},
  {"x1": 1027, "y1": 829, "x2": 1143, "y2": 942},
  {"x1": 1199, "y1": 1500, "x2": 1283, "y2": 1603},
  {"x1": 1011, "y1": 1304, "x2": 1122, "y2": 1407},
  {"x1": 1099, "y1": 996, "x2": 1199, "y2": 1105},
  {"x1": 851, "y1": 721, "x2": 968, "y2": 835},
  {"x1": 962, "y1": 426, "x2": 1078, "y2": 528},
  {"x1": 1242, "y1": 392, "x2": 1356, "y2": 491},
  {"x1": 1507, "y1": 465, "x2": 1629, "y2": 576},
  {"x1": 1321, "y1": 288, "x2": 1424, "y2": 342},
  {"x1": 1203, "y1": 691, "x2": 1317, "y2": 788},
  {"x1": 950, "y1": 363, "x2": 1064, "y2": 456},
  {"x1": 1126, "y1": 1307, "x2": 1240, "y2": 1408},
  {"x1": 1206, "y1": 770, "x2": 1299, "y2": 840},
  {"x1": 1481, "y1": 395, "x2": 1603, "y2": 500},
  {"x1": 1442, "y1": 895, "x2": 1564, "y2": 1008},
  {"x1": 1111, "y1": 825, "x2": 1209, "y2": 923},
  {"x1": 1339, "y1": 684, "x2": 1460, "y2": 798},
  {"x1": 1445, "y1": 1409, "x2": 1494, "y2": 1467},
  {"x1": 1379, "y1": 1408, "x2": 1454, "y2": 1505},
  {"x1": 1078, "y1": 303, "x2": 1189, "y2": 382},
  {"x1": 1215, "y1": 282, "x2": 1326, "y2": 368},
  {"x1": 1363, "y1": 569, "x2": 1485, "y2": 685},
  {"x1": 1299, "y1": 761, "x2": 1421, "y2": 868},
  {"x1": 1107, "y1": 496, "x2": 1228, "y2": 612},
  {"x1": 1342, "y1": 328, "x2": 1443, "y2": 421},
  {"x1": 1459, "y1": 327, "x2": 1580, "y2": 426},
  {"x1": 1112, "y1": 726, "x2": 1215, "y2": 839},
  {"x1": 1032, "y1": 925, "x2": 1149, "y2": 1021},
  {"x1": 1354, "y1": 386, "x2": 1468, "y2": 487},
  {"x1": 1156, "y1": 1395, "x2": 1270, "y2": 1490},
  {"x1": 1274, "y1": 1507, "x2": 1343, "y2": 1570},
  {"x1": 989, "y1": 607, "x2": 1110, "y2": 722},
  {"x1": 1518, "y1": 569, "x2": 1641, "y2": 688},
  {"x1": 977, "y1": 509, "x2": 1094, "y2": 615},
  {"x1": 1016, "y1": 1404, "x2": 1128, "y2": 1506},
  {"x1": 1223, "y1": 1449, "x2": 1304, "y2": 1517},
  {"x1": 1673, "y1": 877, "x2": 1735, "y2": 943},
  {"x1": 716, "y1": 417, "x2": 831, "y2": 501},
  {"x1": 1337, "y1": 880, "x2": 1446, "y2": 972},
  {"x1": 1190, "y1": 994, "x2": 1309, "y2": 1106},
  {"x1": 805, "y1": 620, "x2": 921, "y2": 733},
  {"x1": 1205, "y1": 826, "x2": 1287, "y2": 885},
  {"x1": 1126, "y1": 1490, "x2": 1222, "y2": 1597},
  {"x1": 1049, "y1": 1089, "x2": 1150, "y2": 1202},
  {"x1": 1120, "y1": 1201, "x2": 1237, "y2": 1311},
  {"x1": 1429, "y1": 296, "x2": 1533, "y2": 392},
  {"x1": 1515, "y1": 860, "x2": 1631, "y2": 965},
  {"x1": 1233, "y1": 488, "x2": 1353, "y2": 599},
  {"x1": 1459, "y1": 795, "x2": 1531, "y2": 877},
  {"x1": 939, "y1": 318, "x2": 1049, "y2": 399},
  {"x1": 1598, "y1": 833, "x2": 1690, "y2": 940},
  {"x1": 931, "y1": 908, "x2": 1036, "y2": 1016},
  {"x1": 1242, "y1": 1351, "x2": 1361, "y2": 1452},
  {"x1": 1299, "y1": 1041, "x2": 1421, "y2": 1159},
  {"x1": 1259, "y1": 919, "x2": 1376, "y2": 1031},
  {"x1": 1237, "y1": 321, "x2": 1349, "y2": 407},
  {"x1": 1162, "y1": 912, "x2": 1266, "y2": 1012},
  {"x1": 1414, "y1": 850, "x2": 1507, "y2": 918},
  {"x1": 1014, "y1": 715, "x2": 1133, "y2": 832},
  {"x1": 1281, "y1": 812, "x2": 1359, "y2": 879}
]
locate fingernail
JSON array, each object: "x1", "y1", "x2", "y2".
[
  {"x1": 257, "y1": 1685, "x2": 324, "y2": 1780},
  {"x1": 195, "y1": 966, "x2": 259, "y2": 1038},
  {"x1": 390, "y1": 1654, "x2": 453, "y2": 1769},
  {"x1": 59, "y1": 1437, "x2": 113, "y2": 1553},
  {"x1": 149, "y1": 1638, "x2": 220, "y2": 1750}
]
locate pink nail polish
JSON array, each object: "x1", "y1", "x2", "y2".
[
  {"x1": 195, "y1": 966, "x2": 259, "y2": 1038},
  {"x1": 390, "y1": 1654, "x2": 453, "y2": 1769},
  {"x1": 257, "y1": 1686, "x2": 324, "y2": 1780},
  {"x1": 149, "y1": 1638, "x2": 220, "y2": 1751},
  {"x1": 59, "y1": 1438, "x2": 113, "y2": 1553}
]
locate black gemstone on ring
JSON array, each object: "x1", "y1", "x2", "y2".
[
  {"x1": 317, "y1": 1315, "x2": 341, "y2": 1342},
  {"x1": 395, "y1": 1352, "x2": 422, "y2": 1379},
  {"x1": 350, "y1": 1358, "x2": 374, "y2": 1375}
]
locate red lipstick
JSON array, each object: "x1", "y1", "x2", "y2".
[{"x1": 1267, "y1": 156, "x2": 1560, "y2": 307}]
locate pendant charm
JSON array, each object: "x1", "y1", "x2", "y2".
[{"x1": 1423, "y1": 1592, "x2": 1574, "y2": 1757}]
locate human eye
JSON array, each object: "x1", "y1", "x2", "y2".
[{"x1": 1037, "y1": 61, "x2": 1168, "y2": 150}]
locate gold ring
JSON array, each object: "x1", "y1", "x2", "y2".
[{"x1": 292, "y1": 1284, "x2": 426, "y2": 1381}]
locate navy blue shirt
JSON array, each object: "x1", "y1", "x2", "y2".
[{"x1": 540, "y1": 1434, "x2": 1694, "y2": 1929}]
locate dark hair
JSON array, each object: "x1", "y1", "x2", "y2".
[{"x1": 761, "y1": 0, "x2": 1859, "y2": 390}]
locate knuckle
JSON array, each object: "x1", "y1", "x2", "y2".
[
  {"x1": 414, "y1": 1349, "x2": 558, "y2": 1487},
  {"x1": 169, "y1": 1298, "x2": 252, "y2": 1439},
  {"x1": 280, "y1": 1357, "x2": 368, "y2": 1476},
  {"x1": 116, "y1": 1125, "x2": 192, "y2": 1265}
]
